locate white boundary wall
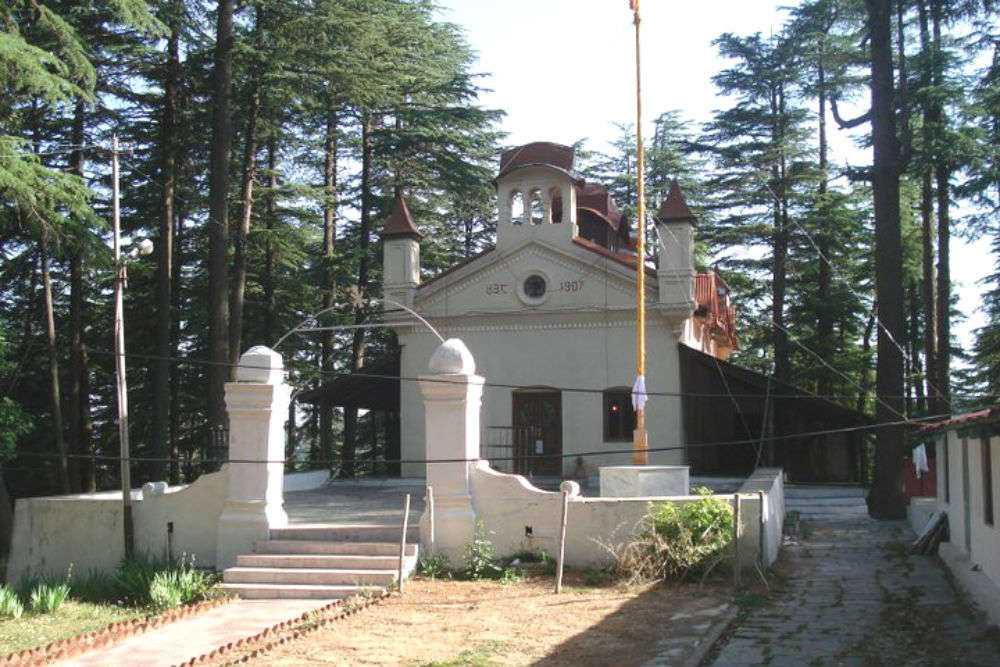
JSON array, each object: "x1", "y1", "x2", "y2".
[
  {"x1": 6, "y1": 467, "x2": 329, "y2": 583},
  {"x1": 461, "y1": 462, "x2": 784, "y2": 568}
]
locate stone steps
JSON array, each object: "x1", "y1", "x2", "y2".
[
  {"x1": 220, "y1": 583, "x2": 383, "y2": 600},
  {"x1": 270, "y1": 523, "x2": 419, "y2": 542},
  {"x1": 224, "y1": 566, "x2": 399, "y2": 586},
  {"x1": 222, "y1": 523, "x2": 419, "y2": 600},
  {"x1": 254, "y1": 540, "x2": 417, "y2": 557},
  {"x1": 236, "y1": 553, "x2": 404, "y2": 569}
]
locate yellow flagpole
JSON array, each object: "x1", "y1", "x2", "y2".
[{"x1": 631, "y1": 1, "x2": 648, "y2": 465}]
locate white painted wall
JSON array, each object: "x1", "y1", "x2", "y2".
[
  {"x1": 7, "y1": 469, "x2": 224, "y2": 582},
  {"x1": 5, "y1": 467, "x2": 328, "y2": 583},
  {"x1": 457, "y1": 461, "x2": 783, "y2": 569},
  {"x1": 935, "y1": 431, "x2": 1000, "y2": 590},
  {"x1": 927, "y1": 430, "x2": 1000, "y2": 627},
  {"x1": 398, "y1": 318, "x2": 684, "y2": 478}
]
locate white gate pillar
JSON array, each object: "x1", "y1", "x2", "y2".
[
  {"x1": 217, "y1": 346, "x2": 290, "y2": 570},
  {"x1": 419, "y1": 339, "x2": 484, "y2": 561}
]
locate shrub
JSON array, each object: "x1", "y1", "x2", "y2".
[
  {"x1": 462, "y1": 521, "x2": 504, "y2": 581},
  {"x1": 113, "y1": 553, "x2": 215, "y2": 607},
  {"x1": 610, "y1": 488, "x2": 734, "y2": 584},
  {"x1": 417, "y1": 553, "x2": 451, "y2": 580},
  {"x1": 29, "y1": 582, "x2": 71, "y2": 614},
  {"x1": 0, "y1": 585, "x2": 24, "y2": 619},
  {"x1": 114, "y1": 554, "x2": 167, "y2": 605},
  {"x1": 148, "y1": 564, "x2": 212, "y2": 609}
]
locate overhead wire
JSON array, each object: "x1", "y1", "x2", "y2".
[{"x1": 7, "y1": 410, "x2": 953, "y2": 469}]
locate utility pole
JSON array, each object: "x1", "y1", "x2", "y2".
[
  {"x1": 630, "y1": 0, "x2": 649, "y2": 465},
  {"x1": 112, "y1": 134, "x2": 135, "y2": 558}
]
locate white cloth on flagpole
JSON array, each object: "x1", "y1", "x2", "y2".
[
  {"x1": 632, "y1": 375, "x2": 647, "y2": 413},
  {"x1": 913, "y1": 443, "x2": 930, "y2": 479}
]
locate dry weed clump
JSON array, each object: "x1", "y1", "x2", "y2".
[{"x1": 607, "y1": 487, "x2": 734, "y2": 584}]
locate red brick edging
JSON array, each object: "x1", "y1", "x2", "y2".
[
  {"x1": 177, "y1": 591, "x2": 391, "y2": 667},
  {"x1": 0, "y1": 596, "x2": 235, "y2": 667}
]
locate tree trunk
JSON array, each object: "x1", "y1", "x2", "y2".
[
  {"x1": 908, "y1": 282, "x2": 927, "y2": 414},
  {"x1": 0, "y1": 470, "x2": 13, "y2": 559},
  {"x1": 917, "y1": 0, "x2": 939, "y2": 414},
  {"x1": 866, "y1": 0, "x2": 907, "y2": 519},
  {"x1": 934, "y1": 162, "x2": 951, "y2": 415},
  {"x1": 771, "y1": 84, "x2": 790, "y2": 385},
  {"x1": 40, "y1": 233, "x2": 71, "y2": 494},
  {"x1": 857, "y1": 302, "x2": 878, "y2": 414},
  {"x1": 263, "y1": 140, "x2": 278, "y2": 343},
  {"x1": 206, "y1": 0, "x2": 235, "y2": 436},
  {"x1": 228, "y1": 83, "x2": 261, "y2": 375},
  {"x1": 68, "y1": 98, "x2": 91, "y2": 493},
  {"x1": 319, "y1": 111, "x2": 338, "y2": 466},
  {"x1": 152, "y1": 9, "x2": 180, "y2": 482},
  {"x1": 931, "y1": 0, "x2": 951, "y2": 416},
  {"x1": 816, "y1": 60, "x2": 833, "y2": 396},
  {"x1": 342, "y1": 112, "x2": 375, "y2": 478},
  {"x1": 169, "y1": 210, "x2": 184, "y2": 484},
  {"x1": 920, "y1": 170, "x2": 937, "y2": 411}
]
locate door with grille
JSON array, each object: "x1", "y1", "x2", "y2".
[{"x1": 512, "y1": 392, "x2": 562, "y2": 477}]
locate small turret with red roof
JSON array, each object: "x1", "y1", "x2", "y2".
[{"x1": 381, "y1": 194, "x2": 422, "y2": 306}]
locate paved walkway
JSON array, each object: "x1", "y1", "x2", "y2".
[
  {"x1": 52, "y1": 599, "x2": 331, "y2": 667},
  {"x1": 286, "y1": 479, "x2": 424, "y2": 524},
  {"x1": 708, "y1": 517, "x2": 1000, "y2": 666}
]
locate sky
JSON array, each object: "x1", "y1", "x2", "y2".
[{"x1": 436, "y1": 0, "x2": 990, "y2": 352}]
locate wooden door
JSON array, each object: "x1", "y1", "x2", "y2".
[{"x1": 512, "y1": 392, "x2": 562, "y2": 477}]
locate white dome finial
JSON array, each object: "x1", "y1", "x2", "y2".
[{"x1": 428, "y1": 338, "x2": 475, "y2": 375}]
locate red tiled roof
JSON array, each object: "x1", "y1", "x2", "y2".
[
  {"x1": 694, "y1": 272, "x2": 739, "y2": 351},
  {"x1": 657, "y1": 180, "x2": 697, "y2": 224},
  {"x1": 572, "y1": 237, "x2": 655, "y2": 277},
  {"x1": 498, "y1": 142, "x2": 577, "y2": 179},
  {"x1": 576, "y1": 183, "x2": 624, "y2": 229},
  {"x1": 381, "y1": 195, "x2": 423, "y2": 240},
  {"x1": 918, "y1": 406, "x2": 1000, "y2": 434}
]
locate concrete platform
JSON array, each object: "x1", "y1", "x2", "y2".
[{"x1": 284, "y1": 478, "x2": 425, "y2": 524}]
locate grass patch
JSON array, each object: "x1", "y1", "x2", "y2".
[
  {"x1": 0, "y1": 554, "x2": 220, "y2": 656},
  {"x1": 0, "y1": 600, "x2": 144, "y2": 655},
  {"x1": 420, "y1": 640, "x2": 508, "y2": 666}
]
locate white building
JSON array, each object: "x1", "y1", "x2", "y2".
[
  {"x1": 914, "y1": 408, "x2": 1000, "y2": 626},
  {"x1": 383, "y1": 142, "x2": 720, "y2": 478}
]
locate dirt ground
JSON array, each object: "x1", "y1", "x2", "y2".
[{"x1": 245, "y1": 574, "x2": 731, "y2": 667}]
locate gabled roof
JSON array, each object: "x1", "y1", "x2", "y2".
[
  {"x1": 381, "y1": 194, "x2": 423, "y2": 240},
  {"x1": 656, "y1": 180, "x2": 697, "y2": 224}
]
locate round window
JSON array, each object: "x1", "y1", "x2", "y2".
[{"x1": 523, "y1": 274, "x2": 547, "y2": 299}]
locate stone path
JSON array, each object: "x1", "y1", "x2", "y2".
[
  {"x1": 52, "y1": 599, "x2": 332, "y2": 667},
  {"x1": 707, "y1": 516, "x2": 1000, "y2": 666}
]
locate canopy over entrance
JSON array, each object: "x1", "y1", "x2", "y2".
[{"x1": 297, "y1": 353, "x2": 401, "y2": 476}]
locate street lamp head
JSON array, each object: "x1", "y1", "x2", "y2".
[{"x1": 136, "y1": 238, "x2": 154, "y2": 257}]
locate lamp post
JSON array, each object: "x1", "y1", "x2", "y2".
[{"x1": 111, "y1": 134, "x2": 152, "y2": 558}]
